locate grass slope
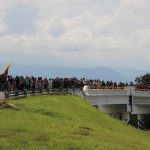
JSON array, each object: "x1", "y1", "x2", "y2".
[{"x1": 0, "y1": 95, "x2": 150, "y2": 150}]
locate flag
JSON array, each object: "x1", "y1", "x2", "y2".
[{"x1": 1, "y1": 63, "x2": 11, "y2": 78}]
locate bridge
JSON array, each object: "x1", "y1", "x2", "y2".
[
  {"x1": 83, "y1": 86, "x2": 150, "y2": 129},
  {"x1": 1, "y1": 86, "x2": 150, "y2": 129}
]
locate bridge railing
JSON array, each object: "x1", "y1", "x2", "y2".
[
  {"x1": 4, "y1": 88, "x2": 81, "y2": 100},
  {"x1": 132, "y1": 87, "x2": 150, "y2": 97},
  {"x1": 3, "y1": 85, "x2": 150, "y2": 99},
  {"x1": 90, "y1": 86, "x2": 125, "y2": 90},
  {"x1": 84, "y1": 86, "x2": 150, "y2": 97},
  {"x1": 84, "y1": 86, "x2": 130, "y2": 96},
  {"x1": 135, "y1": 88, "x2": 150, "y2": 92}
]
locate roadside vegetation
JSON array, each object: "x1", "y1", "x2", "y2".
[{"x1": 0, "y1": 95, "x2": 150, "y2": 150}]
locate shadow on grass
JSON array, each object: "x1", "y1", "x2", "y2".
[
  {"x1": 33, "y1": 134, "x2": 50, "y2": 142},
  {"x1": 73, "y1": 127, "x2": 93, "y2": 136},
  {"x1": 33, "y1": 109, "x2": 64, "y2": 119}
]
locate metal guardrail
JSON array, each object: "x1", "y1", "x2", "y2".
[
  {"x1": 5, "y1": 86, "x2": 150, "y2": 100},
  {"x1": 4, "y1": 89, "x2": 81, "y2": 100}
]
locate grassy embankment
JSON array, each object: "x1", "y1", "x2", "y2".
[{"x1": 0, "y1": 95, "x2": 150, "y2": 150}]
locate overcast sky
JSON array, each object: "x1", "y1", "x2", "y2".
[{"x1": 0, "y1": 0, "x2": 150, "y2": 70}]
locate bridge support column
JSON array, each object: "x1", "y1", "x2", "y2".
[
  {"x1": 122, "y1": 112, "x2": 130, "y2": 125},
  {"x1": 137, "y1": 114, "x2": 145, "y2": 130}
]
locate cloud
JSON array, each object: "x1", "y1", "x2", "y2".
[
  {"x1": 35, "y1": 19, "x2": 66, "y2": 37},
  {"x1": 4, "y1": 0, "x2": 38, "y2": 34},
  {"x1": 120, "y1": 0, "x2": 148, "y2": 9},
  {"x1": 0, "y1": 0, "x2": 149, "y2": 70}
]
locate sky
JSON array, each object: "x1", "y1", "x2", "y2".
[{"x1": 0, "y1": 0, "x2": 150, "y2": 70}]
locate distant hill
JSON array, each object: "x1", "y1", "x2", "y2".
[
  {"x1": 1, "y1": 63, "x2": 148, "y2": 82},
  {"x1": 5, "y1": 64, "x2": 125, "y2": 82},
  {"x1": 0, "y1": 95, "x2": 150, "y2": 150}
]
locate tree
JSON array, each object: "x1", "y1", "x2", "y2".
[{"x1": 135, "y1": 73, "x2": 150, "y2": 85}]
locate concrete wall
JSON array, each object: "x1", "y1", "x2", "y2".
[
  {"x1": 86, "y1": 95, "x2": 129, "y2": 105},
  {"x1": 132, "y1": 105, "x2": 150, "y2": 114},
  {"x1": 133, "y1": 96, "x2": 150, "y2": 105}
]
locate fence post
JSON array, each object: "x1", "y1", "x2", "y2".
[
  {"x1": 40, "y1": 88, "x2": 42, "y2": 94},
  {"x1": 5, "y1": 92, "x2": 9, "y2": 99},
  {"x1": 47, "y1": 88, "x2": 49, "y2": 94},
  {"x1": 15, "y1": 91, "x2": 19, "y2": 96},
  {"x1": 32, "y1": 89, "x2": 35, "y2": 94},
  {"x1": 23, "y1": 89, "x2": 27, "y2": 97}
]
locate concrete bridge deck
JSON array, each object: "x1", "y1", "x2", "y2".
[{"x1": 83, "y1": 86, "x2": 150, "y2": 129}]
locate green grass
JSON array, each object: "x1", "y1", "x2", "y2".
[{"x1": 0, "y1": 95, "x2": 150, "y2": 150}]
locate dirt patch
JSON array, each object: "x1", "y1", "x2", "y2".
[{"x1": 0, "y1": 101, "x2": 19, "y2": 110}]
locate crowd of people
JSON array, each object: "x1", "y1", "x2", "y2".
[
  {"x1": 135, "y1": 84, "x2": 150, "y2": 90},
  {"x1": 0, "y1": 76, "x2": 130, "y2": 92}
]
